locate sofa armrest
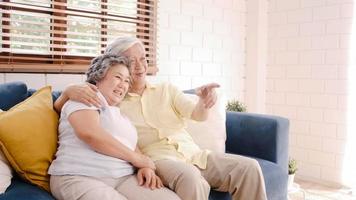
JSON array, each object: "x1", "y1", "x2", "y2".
[{"x1": 225, "y1": 111, "x2": 289, "y2": 171}]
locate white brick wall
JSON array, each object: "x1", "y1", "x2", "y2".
[
  {"x1": 182, "y1": 1, "x2": 203, "y2": 17},
  {"x1": 1, "y1": 0, "x2": 245, "y2": 100},
  {"x1": 157, "y1": 0, "x2": 246, "y2": 99},
  {"x1": 5, "y1": 74, "x2": 47, "y2": 89},
  {"x1": 267, "y1": 0, "x2": 353, "y2": 186},
  {"x1": 0, "y1": 74, "x2": 5, "y2": 84},
  {"x1": 288, "y1": 9, "x2": 313, "y2": 23},
  {"x1": 1, "y1": 73, "x2": 85, "y2": 90},
  {"x1": 46, "y1": 74, "x2": 84, "y2": 91}
]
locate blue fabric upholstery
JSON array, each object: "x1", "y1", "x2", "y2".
[
  {"x1": 0, "y1": 82, "x2": 28, "y2": 111},
  {"x1": 209, "y1": 190, "x2": 231, "y2": 200},
  {"x1": 0, "y1": 176, "x2": 54, "y2": 200},
  {"x1": 223, "y1": 111, "x2": 289, "y2": 200},
  {"x1": 257, "y1": 159, "x2": 288, "y2": 200},
  {"x1": 225, "y1": 112, "x2": 289, "y2": 172},
  {"x1": 1, "y1": 82, "x2": 290, "y2": 200}
]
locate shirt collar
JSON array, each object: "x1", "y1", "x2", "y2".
[
  {"x1": 146, "y1": 82, "x2": 157, "y2": 89},
  {"x1": 126, "y1": 82, "x2": 156, "y2": 97}
]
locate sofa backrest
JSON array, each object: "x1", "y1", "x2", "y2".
[
  {"x1": 0, "y1": 82, "x2": 29, "y2": 111},
  {"x1": 0, "y1": 82, "x2": 61, "y2": 111}
]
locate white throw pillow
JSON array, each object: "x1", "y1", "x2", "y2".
[
  {"x1": 0, "y1": 108, "x2": 13, "y2": 194},
  {"x1": 185, "y1": 92, "x2": 227, "y2": 153}
]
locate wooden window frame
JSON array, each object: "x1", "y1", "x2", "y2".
[{"x1": 0, "y1": 0, "x2": 158, "y2": 74}]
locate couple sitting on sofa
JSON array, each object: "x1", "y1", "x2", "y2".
[{"x1": 50, "y1": 36, "x2": 267, "y2": 200}]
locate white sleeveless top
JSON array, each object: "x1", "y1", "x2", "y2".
[{"x1": 48, "y1": 92, "x2": 137, "y2": 178}]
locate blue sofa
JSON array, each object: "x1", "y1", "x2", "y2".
[{"x1": 0, "y1": 81, "x2": 289, "y2": 200}]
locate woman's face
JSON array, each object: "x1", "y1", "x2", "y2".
[
  {"x1": 122, "y1": 43, "x2": 147, "y2": 86},
  {"x1": 96, "y1": 64, "x2": 130, "y2": 106}
]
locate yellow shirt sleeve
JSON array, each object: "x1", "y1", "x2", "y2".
[{"x1": 168, "y1": 84, "x2": 196, "y2": 119}]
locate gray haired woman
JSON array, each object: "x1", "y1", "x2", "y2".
[{"x1": 48, "y1": 54, "x2": 180, "y2": 200}]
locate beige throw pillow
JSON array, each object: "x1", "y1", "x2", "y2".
[
  {"x1": 0, "y1": 108, "x2": 13, "y2": 194},
  {"x1": 185, "y1": 92, "x2": 227, "y2": 153}
]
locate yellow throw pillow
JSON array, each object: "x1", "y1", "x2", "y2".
[{"x1": 0, "y1": 86, "x2": 58, "y2": 192}]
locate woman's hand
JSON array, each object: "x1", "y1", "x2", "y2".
[
  {"x1": 131, "y1": 153, "x2": 156, "y2": 170},
  {"x1": 137, "y1": 168, "x2": 163, "y2": 190},
  {"x1": 65, "y1": 83, "x2": 102, "y2": 108}
]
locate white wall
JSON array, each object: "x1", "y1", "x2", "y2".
[
  {"x1": 155, "y1": 0, "x2": 246, "y2": 100},
  {"x1": 0, "y1": 73, "x2": 85, "y2": 91},
  {"x1": 245, "y1": 0, "x2": 268, "y2": 113},
  {"x1": 267, "y1": 0, "x2": 353, "y2": 186},
  {"x1": 0, "y1": 0, "x2": 247, "y2": 101}
]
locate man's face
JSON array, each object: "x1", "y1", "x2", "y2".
[{"x1": 122, "y1": 43, "x2": 148, "y2": 85}]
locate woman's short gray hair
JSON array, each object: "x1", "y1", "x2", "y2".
[
  {"x1": 86, "y1": 54, "x2": 129, "y2": 85},
  {"x1": 105, "y1": 36, "x2": 144, "y2": 56}
]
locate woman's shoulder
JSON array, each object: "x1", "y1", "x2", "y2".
[{"x1": 62, "y1": 100, "x2": 99, "y2": 116}]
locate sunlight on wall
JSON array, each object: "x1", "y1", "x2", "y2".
[{"x1": 344, "y1": 1, "x2": 356, "y2": 192}]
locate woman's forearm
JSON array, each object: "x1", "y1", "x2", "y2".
[
  {"x1": 81, "y1": 127, "x2": 137, "y2": 163},
  {"x1": 68, "y1": 110, "x2": 154, "y2": 169},
  {"x1": 80, "y1": 127, "x2": 153, "y2": 169}
]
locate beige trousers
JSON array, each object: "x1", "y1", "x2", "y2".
[
  {"x1": 155, "y1": 153, "x2": 267, "y2": 200},
  {"x1": 50, "y1": 174, "x2": 181, "y2": 200}
]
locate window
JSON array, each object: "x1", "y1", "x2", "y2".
[{"x1": 0, "y1": 0, "x2": 157, "y2": 74}]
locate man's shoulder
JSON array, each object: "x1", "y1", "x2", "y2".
[
  {"x1": 153, "y1": 82, "x2": 179, "y2": 91},
  {"x1": 146, "y1": 82, "x2": 171, "y2": 92},
  {"x1": 147, "y1": 81, "x2": 168, "y2": 88}
]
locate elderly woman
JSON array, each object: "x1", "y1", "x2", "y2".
[
  {"x1": 54, "y1": 37, "x2": 267, "y2": 200},
  {"x1": 48, "y1": 54, "x2": 180, "y2": 200}
]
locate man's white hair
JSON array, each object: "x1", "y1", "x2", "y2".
[{"x1": 105, "y1": 37, "x2": 145, "y2": 56}]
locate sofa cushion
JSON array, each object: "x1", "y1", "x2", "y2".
[
  {"x1": 209, "y1": 190, "x2": 231, "y2": 200},
  {"x1": 0, "y1": 86, "x2": 59, "y2": 192},
  {"x1": 0, "y1": 82, "x2": 28, "y2": 111},
  {"x1": 0, "y1": 176, "x2": 54, "y2": 200},
  {"x1": 185, "y1": 93, "x2": 226, "y2": 153}
]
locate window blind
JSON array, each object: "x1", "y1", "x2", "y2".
[{"x1": 0, "y1": 0, "x2": 158, "y2": 74}]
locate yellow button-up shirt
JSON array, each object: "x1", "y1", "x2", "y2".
[{"x1": 120, "y1": 82, "x2": 210, "y2": 169}]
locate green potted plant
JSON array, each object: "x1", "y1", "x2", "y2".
[
  {"x1": 226, "y1": 100, "x2": 247, "y2": 112},
  {"x1": 288, "y1": 158, "x2": 298, "y2": 189}
]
